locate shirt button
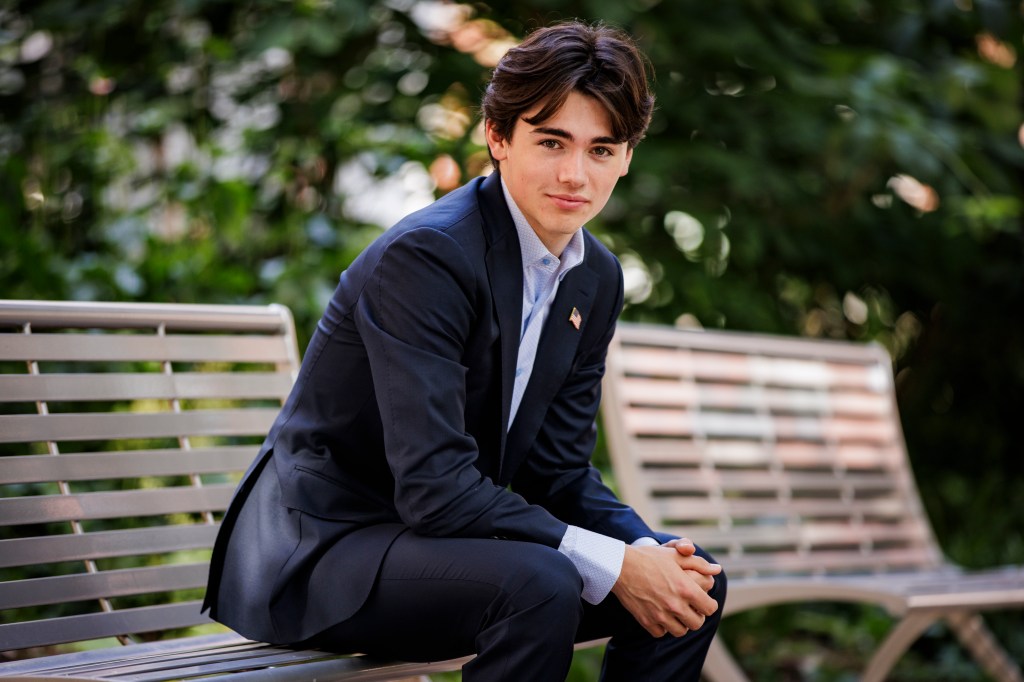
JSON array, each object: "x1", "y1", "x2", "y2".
[{"x1": 515, "y1": 368, "x2": 524, "y2": 377}]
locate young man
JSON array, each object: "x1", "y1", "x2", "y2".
[{"x1": 204, "y1": 21, "x2": 726, "y2": 681}]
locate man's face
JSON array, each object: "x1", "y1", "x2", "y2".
[{"x1": 485, "y1": 91, "x2": 633, "y2": 256}]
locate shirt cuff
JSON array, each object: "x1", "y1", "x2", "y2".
[
  {"x1": 631, "y1": 536, "x2": 661, "y2": 547},
  {"x1": 557, "y1": 525, "x2": 626, "y2": 605}
]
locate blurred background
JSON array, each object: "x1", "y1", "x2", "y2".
[{"x1": 1, "y1": 0, "x2": 1022, "y2": 679}]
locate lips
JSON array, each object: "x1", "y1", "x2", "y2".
[{"x1": 549, "y1": 194, "x2": 589, "y2": 210}]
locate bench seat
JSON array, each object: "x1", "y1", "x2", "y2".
[{"x1": 0, "y1": 633, "x2": 473, "y2": 681}]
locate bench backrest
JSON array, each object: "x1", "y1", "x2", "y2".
[
  {"x1": 602, "y1": 322, "x2": 944, "y2": 578},
  {"x1": 0, "y1": 300, "x2": 300, "y2": 653}
]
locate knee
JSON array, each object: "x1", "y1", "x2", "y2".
[
  {"x1": 500, "y1": 545, "x2": 583, "y2": 626},
  {"x1": 512, "y1": 545, "x2": 582, "y2": 604}
]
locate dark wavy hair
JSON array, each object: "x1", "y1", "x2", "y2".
[{"x1": 481, "y1": 21, "x2": 655, "y2": 167}]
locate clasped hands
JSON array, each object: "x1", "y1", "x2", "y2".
[{"x1": 610, "y1": 538, "x2": 721, "y2": 639}]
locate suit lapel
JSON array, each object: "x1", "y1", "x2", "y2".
[
  {"x1": 478, "y1": 173, "x2": 522, "y2": 446},
  {"x1": 500, "y1": 254, "x2": 599, "y2": 483}
]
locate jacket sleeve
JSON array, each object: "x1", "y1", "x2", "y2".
[
  {"x1": 511, "y1": 260, "x2": 656, "y2": 543},
  {"x1": 354, "y1": 225, "x2": 568, "y2": 547}
]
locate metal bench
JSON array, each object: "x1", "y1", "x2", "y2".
[
  {"x1": 0, "y1": 299, "x2": 473, "y2": 681},
  {"x1": 601, "y1": 322, "x2": 1024, "y2": 681}
]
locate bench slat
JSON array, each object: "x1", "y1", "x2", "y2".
[
  {"x1": 614, "y1": 325, "x2": 886, "y2": 363},
  {"x1": 618, "y1": 350, "x2": 884, "y2": 391},
  {"x1": 0, "y1": 525, "x2": 219, "y2": 568},
  {"x1": 91, "y1": 647, "x2": 342, "y2": 681},
  {"x1": 0, "y1": 447, "x2": 256, "y2": 485},
  {"x1": 0, "y1": 300, "x2": 293, "y2": 333},
  {"x1": 0, "y1": 334, "x2": 291, "y2": 363},
  {"x1": 178, "y1": 652, "x2": 472, "y2": 682},
  {"x1": 0, "y1": 633, "x2": 248, "y2": 676},
  {"x1": 631, "y1": 438, "x2": 904, "y2": 469},
  {"x1": 67, "y1": 641, "x2": 471, "y2": 682},
  {"x1": 0, "y1": 409, "x2": 279, "y2": 443},
  {"x1": 623, "y1": 407, "x2": 898, "y2": 443},
  {"x1": 697, "y1": 548, "x2": 941, "y2": 576},
  {"x1": 632, "y1": 438, "x2": 750, "y2": 465},
  {"x1": 672, "y1": 521, "x2": 928, "y2": 549},
  {"x1": 620, "y1": 380, "x2": 890, "y2": 417},
  {"x1": 0, "y1": 563, "x2": 209, "y2": 610},
  {"x1": 0, "y1": 373, "x2": 293, "y2": 403},
  {"x1": 0, "y1": 601, "x2": 211, "y2": 651},
  {"x1": 639, "y1": 468, "x2": 898, "y2": 493},
  {"x1": 653, "y1": 496, "x2": 912, "y2": 521},
  {"x1": 0, "y1": 485, "x2": 236, "y2": 526},
  {"x1": 38, "y1": 639, "x2": 300, "y2": 677}
]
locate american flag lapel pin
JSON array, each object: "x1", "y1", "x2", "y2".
[{"x1": 569, "y1": 306, "x2": 582, "y2": 330}]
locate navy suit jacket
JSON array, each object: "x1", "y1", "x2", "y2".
[{"x1": 204, "y1": 171, "x2": 656, "y2": 644}]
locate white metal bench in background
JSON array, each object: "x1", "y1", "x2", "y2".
[{"x1": 602, "y1": 321, "x2": 1024, "y2": 682}]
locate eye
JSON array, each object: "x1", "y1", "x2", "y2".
[
  {"x1": 591, "y1": 146, "x2": 614, "y2": 157},
  {"x1": 540, "y1": 139, "x2": 561, "y2": 149}
]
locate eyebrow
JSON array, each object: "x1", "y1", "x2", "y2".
[{"x1": 530, "y1": 126, "x2": 620, "y2": 146}]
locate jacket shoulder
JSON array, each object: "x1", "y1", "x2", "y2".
[{"x1": 387, "y1": 176, "x2": 486, "y2": 240}]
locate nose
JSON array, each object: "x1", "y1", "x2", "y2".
[{"x1": 557, "y1": 151, "x2": 586, "y2": 187}]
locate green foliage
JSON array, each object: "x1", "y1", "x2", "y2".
[{"x1": 2, "y1": 0, "x2": 1022, "y2": 678}]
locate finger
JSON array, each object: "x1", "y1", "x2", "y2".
[
  {"x1": 678, "y1": 580, "x2": 719, "y2": 617},
  {"x1": 678, "y1": 610, "x2": 706, "y2": 632},
  {"x1": 661, "y1": 600, "x2": 706, "y2": 633},
  {"x1": 664, "y1": 538, "x2": 696, "y2": 556},
  {"x1": 675, "y1": 554, "x2": 722, "y2": 575},
  {"x1": 667, "y1": 624, "x2": 689, "y2": 638},
  {"x1": 643, "y1": 620, "x2": 668, "y2": 638},
  {"x1": 661, "y1": 617, "x2": 690, "y2": 638},
  {"x1": 695, "y1": 591, "x2": 719, "y2": 617},
  {"x1": 685, "y1": 569, "x2": 715, "y2": 592},
  {"x1": 663, "y1": 537, "x2": 693, "y2": 546}
]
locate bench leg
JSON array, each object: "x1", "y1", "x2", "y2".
[
  {"x1": 701, "y1": 636, "x2": 750, "y2": 682},
  {"x1": 946, "y1": 612, "x2": 1023, "y2": 682},
  {"x1": 862, "y1": 612, "x2": 938, "y2": 682}
]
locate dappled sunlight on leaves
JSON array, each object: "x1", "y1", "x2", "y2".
[{"x1": 887, "y1": 174, "x2": 940, "y2": 213}]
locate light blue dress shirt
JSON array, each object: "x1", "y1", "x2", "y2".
[{"x1": 500, "y1": 179, "x2": 658, "y2": 605}]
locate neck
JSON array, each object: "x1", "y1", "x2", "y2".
[{"x1": 535, "y1": 228, "x2": 573, "y2": 258}]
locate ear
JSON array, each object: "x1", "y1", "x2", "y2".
[
  {"x1": 485, "y1": 119, "x2": 510, "y2": 162},
  {"x1": 619, "y1": 146, "x2": 634, "y2": 177}
]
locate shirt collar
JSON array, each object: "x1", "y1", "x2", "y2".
[{"x1": 500, "y1": 177, "x2": 585, "y2": 278}]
